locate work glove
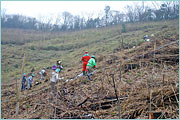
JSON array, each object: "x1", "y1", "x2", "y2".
[{"x1": 60, "y1": 66, "x2": 64, "y2": 69}]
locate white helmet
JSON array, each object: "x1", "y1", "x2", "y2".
[{"x1": 58, "y1": 61, "x2": 61, "y2": 64}]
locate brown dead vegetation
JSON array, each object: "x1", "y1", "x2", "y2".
[{"x1": 1, "y1": 32, "x2": 179, "y2": 119}]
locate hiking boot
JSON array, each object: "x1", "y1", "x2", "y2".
[{"x1": 83, "y1": 71, "x2": 86, "y2": 75}]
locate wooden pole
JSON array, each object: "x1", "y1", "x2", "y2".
[
  {"x1": 102, "y1": 66, "x2": 105, "y2": 90},
  {"x1": 111, "y1": 74, "x2": 118, "y2": 100},
  {"x1": 149, "y1": 39, "x2": 157, "y2": 119},
  {"x1": 149, "y1": 89, "x2": 154, "y2": 119},
  {"x1": 118, "y1": 96, "x2": 120, "y2": 119},
  {"x1": 111, "y1": 74, "x2": 120, "y2": 119},
  {"x1": 16, "y1": 75, "x2": 18, "y2": 96},
  {"x1": 152, "y1": 39, "x2": 157, "y2": 84},
  {"x1": 162, "y1": 74, "x2": 165, "y2": 87},
  {"x1": 54, "y1": 94, "x2": 57, "y2": 119},
  {"x1": 121, "y1": 37, "x2": 124, "y2": 49},
  {"x1": 15, "y1": 51, "x2": 26, "y2": 118},
  {"x1": 119, "y1": 61, "x2": 122, "y2": 82},
  {"x1": 150, "y1": 89, "x2": 152, "y2": 115},
  {"x1": 118, "y1": 62, "x2": 122, "y2": 119},
  {"x1": 102, "y1": 58, "x2": 106, "y2": 90},
  {"x1": 161, "y1": 63, "x2": 165, "y2": 107}
]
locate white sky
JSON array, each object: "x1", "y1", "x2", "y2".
[{"x1": 1, "y1": 1, "x2": 160, "y2": 21}]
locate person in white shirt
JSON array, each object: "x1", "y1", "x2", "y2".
[
  {"x1": 50, "y1": 65, "x2": 64, "y2": 100},
  {"x1": 27, "y1": 74, "x2": 35, "y2": 89},
  {"x1": 39, "y1": 67, "x2": 46, "y2": 80}
]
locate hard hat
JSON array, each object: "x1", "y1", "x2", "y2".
[
  {"x1": 32, "y1": 74, "x2": 35, "y2": 77},
  {"x1": 91, "y1": 55, "x2": 95, "y2": 58},
  {"x1": 58, "y1": 61, "x2": 61, "y2": 64},
  {"x1": 52, "y1": 64, "x2": 57, "y2": 70},
  {"x1": 23, "y1": 73, "x2": 26, "y2": 76},
  {"x1": 56, "y1": 68, "x2": 61, "y2": 73},
  {"x1": 85, "y1": 51, "x2": 88, "y2": 54}
]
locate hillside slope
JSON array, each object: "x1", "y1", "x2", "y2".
[
  {"x1": 1, "y1": 21, "x2": 179, "y2": 118},
  {"x1": 1, "y1": 19, "x2": 178, "y2": 84}
]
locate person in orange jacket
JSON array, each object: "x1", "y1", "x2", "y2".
[{"x1": 81, "y1": 51, "x2": 91, "y2": 75}]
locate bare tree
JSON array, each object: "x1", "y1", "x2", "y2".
[
  {"x1": 43, "y1": 14, "x2": 53, "y2": 31},
  {"x1": 62, "y1": 11, "x2": 73, "y2": 30},
  {"x1": 125, "y1": 5, "x2": 136, "y2": 22},
  {"x1": 104, "y1": 5, "x2": 111, "y2": 26},
  {"x1": 52, "y1": 13, "x2": 62, "y2": 31},
  {"x1": 73, "y1": 15, "x2": 81, "y2": 30},
  {"x1": 134, "y1": 4, "x2": 144, "y2": 21}
]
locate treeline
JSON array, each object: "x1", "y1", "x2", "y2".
[{"x1": 1, "y1": 1, "x2": 179, "y2": 32}]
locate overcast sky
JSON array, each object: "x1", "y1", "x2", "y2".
[{"x1": 1, "y1": 1, "x2": 161, "y2": 20}]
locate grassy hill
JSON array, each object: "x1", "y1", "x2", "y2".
[
  {"x1": 1, "y1": 19, "x2": 179, "y2": 84},
  {"x1": 1, "y1": 19, "x2": 179, "y2": 119}
]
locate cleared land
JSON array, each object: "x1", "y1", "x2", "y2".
[{"x1": 1, "y1": 19, "x2": 179, "y2": 119}]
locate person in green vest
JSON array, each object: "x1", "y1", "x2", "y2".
[{"x1": 86, "y1": 55, "x2": 96, "y2": 80}]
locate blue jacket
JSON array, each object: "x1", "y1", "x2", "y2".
[{"x1": 22, "y1": 75, "x2": 26, "y2": 83}]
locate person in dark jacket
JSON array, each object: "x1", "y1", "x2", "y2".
[
  {"x1": 21, "y1": 73, "x2": 27, "y2": 91},
  {"x1": 56, "y1": 60, "x2": 63, "y2": 73}
]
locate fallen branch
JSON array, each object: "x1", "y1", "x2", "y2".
[{"x1": 77, "y1": 97, "x2": 89, "y2": 107}]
